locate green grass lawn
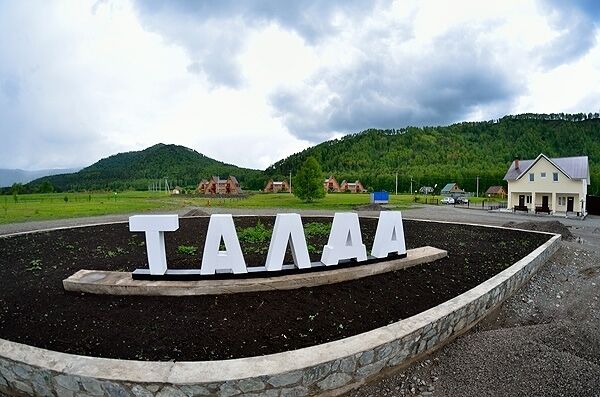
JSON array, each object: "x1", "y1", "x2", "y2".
[
  {"x1": 0, "y1": 191, "x2": 180, "y2": 224},
  {"x1": 0, "y1": 191, "x2": 467, "y2": 225},
  {"x1": 178, "y1": 192, "x2": 436, "y2": 210}
]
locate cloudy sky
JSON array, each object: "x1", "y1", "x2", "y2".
[{"x1": 1, "y1": 0, "x2": 599, "y2": 171}]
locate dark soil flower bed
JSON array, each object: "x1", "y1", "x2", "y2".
[{"x1": 0, "y1": 216, "x2": 550, "y2": 361}]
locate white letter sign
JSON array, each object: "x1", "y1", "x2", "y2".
[
  {"x1": 129, "y1": 215, "x2": 179, "y2": 275},
  {"x1": 201, "y1": 214, "x2": 247, "y2": 275},
  {"x1": 265, "y1": 213, "x2": 311, "y2": 271},
  {"x1": 321, "y1": 213, "x2": 367, "y2": 266},
  {"x1": 371, "y1": 211, "x2": 406, "y2": 258}
]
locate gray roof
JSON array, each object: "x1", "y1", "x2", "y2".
[
  {"x1": 503, "y1": 154, "x2": 589, "y2": 184},
  {"x1": 441, "y1": 183, "x2": 459, "y2": 193}
]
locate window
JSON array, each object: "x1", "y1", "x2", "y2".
[
  {"x1": 541, "y1": 172, "x2": 546, "y2": 178},
  {"x1": 526, "y1": 195, "x2": 532, "y2": 204},
  {"x1": 553, "y1": 172, "x2": 559, "y2": 182},
  {"x1": 558, "y1": 197, "x2": 566, "y2": 206},
  {"x1": 529, "y1": 173, "x2": 534, "y2": 182}
]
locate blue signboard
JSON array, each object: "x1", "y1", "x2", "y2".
[{"x1": 371, "y1": 191, "x2": 389, "y2": 204}]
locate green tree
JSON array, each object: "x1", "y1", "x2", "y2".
[
  {"x1": 38, "y1": 181, "x2": 54, "y2": 193},
  {"x1": 10, "y1": 183, "x2": 23, "y2": 195},
  {"x1": 294, "y1": 157, "x2": 325, "y2": 202}
]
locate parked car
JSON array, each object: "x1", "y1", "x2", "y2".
[
  {"x1": 441, "y1": 197, "x2": 455, "y2": 204},
  {"x1": 455, "y1": 196, "x2": 469, "y2": 204}
]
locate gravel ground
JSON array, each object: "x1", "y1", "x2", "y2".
[
  {"x1": 344, "y1": 207, "x2": 600, "y2": 397},
  {"x1": 1, "y1": 205, "x2": 599, "y2": 397}
]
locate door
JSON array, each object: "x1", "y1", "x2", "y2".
[
  {"x1": 567, "y1": 197, "x2": 574, "y2": 212},
  {"x1": 542, "y1": 196, "x2": 549, "y2": 208},
  {"x1": 519, "y1": 195, "x2": 525, "y2": 207}
]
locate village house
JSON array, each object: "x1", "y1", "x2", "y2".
[
  {"x1": 340, "y1": 180, "x2": 367, "y2": 193},
  {"x1": 440, "y1": 183, "x2": 465, "y2": 198},
  {"x1": 419, "y1": 186, "x2": 434, "y2": 195},
  {"x1": 197, "y1": 176, "x2": 242, "y2": 195},
  {"x1": 504, "y1": 154, "x2": 589, "y2": 215},
  {"x1": 485, "y1": 185, "x2": 507, "y2": 198},
  {"x1": 197, "y1": 179, "x2": 209, "y2": 193},
  {"x1": 324, "y1": 176, "x2": 341, "y2": 192},
  {"x1": 264, "y1": 179, "x2": 291, "y2": 193}
]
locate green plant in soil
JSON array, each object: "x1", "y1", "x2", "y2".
[
  {"x1": 26, "y1": 259, "x2": 42, "y2": 271},
  {"x1": 303, "y1": 222, "x2": 331, "y2": 238},
  {"x1": 237, "y1": 220, "x2": 272, "y2": 244},
  {"x1": 95, "y1": 245, "x2": 122, "y2": 258},
  {"x1": 177, "y1": 245, "x2": 198, "y2": 255}
]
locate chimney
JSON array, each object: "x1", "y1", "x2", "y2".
[{"x1": 515, "y1": 159, "x2": 520, "y2": 169}]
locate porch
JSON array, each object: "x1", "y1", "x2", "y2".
[{"x1": 509, "y1": 192, "x2": 582, "y2": 215}]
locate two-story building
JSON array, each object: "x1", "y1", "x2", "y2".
[
  {"x1": 197, "y1": 176, "x2": 242, "y2": 195},
  {"x1": 324, "y1": 176, "x2": 341, "y2": 192},
  {"x1": 504, "y1": 154, "x2": 589, "y2": 215},
  {"x1": 340, "y1": 180, "x2": 367, "y2": 193},
  {"x1": 264, "y1": 179, "x2": 291, "y2": 193}
]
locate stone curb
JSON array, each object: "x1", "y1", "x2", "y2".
[{"x1": 0, "y1": 220, "x2": 561, "y2": 397}]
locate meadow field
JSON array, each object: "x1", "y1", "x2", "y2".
[{"x1": 0, "y1": 191, "x2": 505, "y2": 224}]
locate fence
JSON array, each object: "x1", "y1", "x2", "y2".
[{"x1": 587, "y1": 195, "x2": 600, "y2": 215}]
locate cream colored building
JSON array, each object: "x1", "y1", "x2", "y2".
[{"x1": 504, "y1": 154, "x2": 589, "y2": 215}]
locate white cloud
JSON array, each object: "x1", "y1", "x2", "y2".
[{"x1": 0, "y1": 0, "x2": 598, "y2": 171}]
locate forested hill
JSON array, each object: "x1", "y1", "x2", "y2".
[
  {"x1": 28, "y1": 144, "x2": 265, "y2": 191},
  {"x1": 266, "y1": 114, "x2": 600, "y2": 194}
]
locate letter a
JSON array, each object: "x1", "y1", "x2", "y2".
[
  {"x1": 265, "y1": 213, "x2": 311, "y2": 271},
  {"x1": 201, "y1": 214, "x2": 247, "y2": 275},
  {"x1": 371, "y1": 211, "x2": 406, "y2": 258},
  {"x1": 321, "y1": 213, "x2": 367, "y2": 266}
]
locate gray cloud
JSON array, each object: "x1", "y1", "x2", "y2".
[
  {"x1": 135, "y1": 0, "x2": 373, "y2": 43},
  {"x1": 537, "y1": 0, "x2": 599, "y2": 68},
  {"x1": 132, "y1": 0, "x2": 378, "y2": 87},
  {"x1": 270, "y1": 27, "x2": 520, "y2": 141}
]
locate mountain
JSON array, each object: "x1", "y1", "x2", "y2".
[
  {"x1": 266, "y1": 114, "x2": 600, "y2": 195},
  {"x1": 0, "y1": 168, "x2": 80, "y2": 187},
  {"x1": 27, "y1": 144, "x2": 265, "y2": 191}
]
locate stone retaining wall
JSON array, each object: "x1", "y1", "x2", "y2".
[{"x1": 0, "y1": 227, "x2": 561, "y2": 397}]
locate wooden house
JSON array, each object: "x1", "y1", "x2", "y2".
[
  {"x1": 197, "y1": 176, "x2": 242, "y2": 195},
  {"x1": 324, "y1": 176, "x2": 341, "y2": 192},
  {"x1": 441, "y1": 183, "x2": 465, "y2": 197},
  {"x1": 264, "y1": 179, "x2": 291, "y2": 193},
  {"x1": 196, "y1": 179, "x2": 209, "y2": 194},
  {"x1": 340, "y1": 180, "x2": 367, "y2": 193},
  {"x1": 485, "y1": 186, "x2": 507, "y2": 198}
]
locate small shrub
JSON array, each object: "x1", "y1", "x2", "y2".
[
  {"x1": 304, "y1": 222, "x2": 331, "y2": 238},
  {"x1": 237, "y1": 220, "x2": 272, "y2": 244},
  {"x1": 26, "y1": 259, "x2": 42, "y2": 271},
  {"x1": 177, "y1": 245, "x2": 198, "y2": 255}
]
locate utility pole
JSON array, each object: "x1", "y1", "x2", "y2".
[
  {"x1": 476, "y1": 176, "x2": 479, "y2": 197},
  {"x1": 395, "y1": 172, "x2": 398, "y2": 195},
  {"x1": 289, "y1": 170, "x2": 292, "y2": 193},
  {"x1": 410, "y1": 177, "x2": 413, "y2": 195}
]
